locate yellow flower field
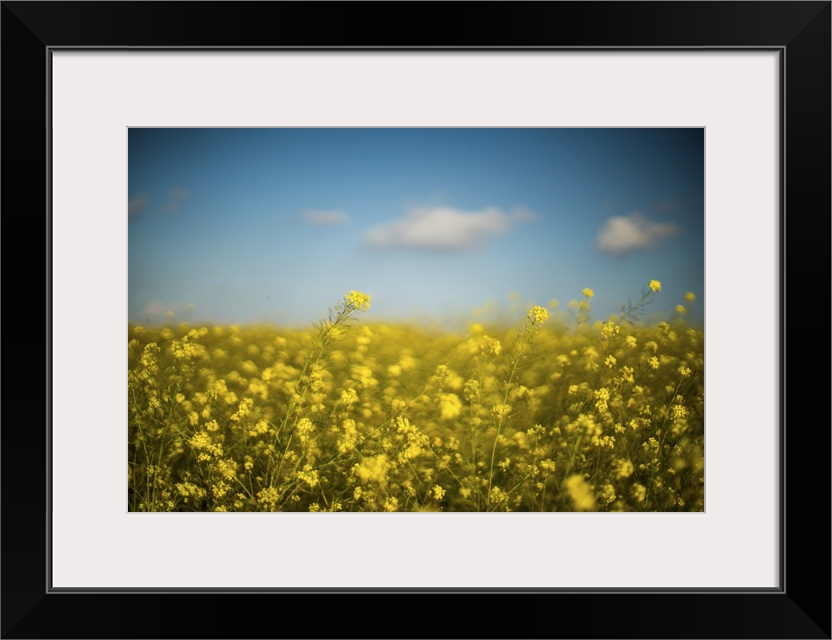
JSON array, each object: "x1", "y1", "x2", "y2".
[{"x1": 128, "y1": 283, "x2": 703, "y2": 512}]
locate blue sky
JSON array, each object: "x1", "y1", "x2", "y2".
[{"x1": 128, "y1": 128, "x2": 704, "y2": 328}]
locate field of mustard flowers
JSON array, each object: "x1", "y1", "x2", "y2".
[{"x1": 128, "y1": 282, "x2": 704, "y2": 512}]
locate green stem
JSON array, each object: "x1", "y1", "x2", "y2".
[{"x1": 486, "y1": 326, "x2": 533, "y2": 511}]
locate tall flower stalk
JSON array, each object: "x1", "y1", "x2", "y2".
[
  {"x1": 269, "y1": 291, "x2": 371, "y2": 491},
  {"x1": 486, "y1": 305, "x2": 547, "y2": 511}
]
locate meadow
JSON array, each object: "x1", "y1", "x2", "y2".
[{"x1": 128, "y1": 282, "x2": 704, "y2": 512}]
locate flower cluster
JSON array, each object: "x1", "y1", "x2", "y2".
[
  {"x1": 527, "y1": 305, "x2": 548, "y2": 325},
  {"x1": 344, "y1": 290, "x2": 371, "y2": 311},
  {"x1": 129, "y1": 283, "x2": 703, "y2": 513}
]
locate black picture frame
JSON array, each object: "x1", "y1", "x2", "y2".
[{"x1": 2, "y1": 2, "x2": 829, "y2": 638}]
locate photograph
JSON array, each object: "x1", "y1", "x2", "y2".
[
  {"x1": 128, "y1": 127, "x2": 704, "y2": 513},
  {"x1": 2, "y1": 0, "x2": 828, "y2": 637}
]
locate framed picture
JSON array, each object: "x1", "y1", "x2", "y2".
[{"x1": 3, "y1": 2, "x2": 829, "y2": 638}]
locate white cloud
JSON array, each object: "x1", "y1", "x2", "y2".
[
  {"x1": 596, "y1": 212, "x2": 681, "y2": 256},
  {"x1": 364, "y1": 205, "x2": 531, "y2": 251},
  {"x1": 302, "y1": 209, "x2": 350, "y2": 226}
]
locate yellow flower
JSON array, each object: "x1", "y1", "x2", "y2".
[
  {"x1": 685, "y1": 291, "x2": 696, "y2": 302},
  {"x1": 344, "y1": 290, "x2": 371, "y2": 311},
  {"x1": 601, "y1": 322, "x2": 619, "y2": 338},
  {"x1": 257, "y1": 486, "x2": 279, "y2": 510},
  {"x1": 648, "y1": 280, "x2": 662, "y2": 293},
  {"x1": 439, "y1": 393, "x2": 462, "y2": 420},
  {"x1": 296, "y1": 464, "x2": 319, "y2": 487},
  {"x1": 594, "y1": 387, "x2": 610, "y2": 402},
  {"x1": 614, "y1": 458, "x2": 635, "y2": 479},
  {"x1": 671, "y1": 404, "x2": 688, "y2": 420},
  {"x1": 353, "y1": 454, "x2": 390, "y2": 484},
  {"x1": 482, "y1": 336, "x2": 501, "y2": 356},
  {"x1": 528, "y1": 305, "x2": 548, "y2": 325},
  {"x1": 676, "y1": 304, "x2": 687, "y2": 314},
  {"x1": 565, "y1": 474, "x2": 595, "y2": 511},
  {"x1": 631, "y1": 483, "x2": 647, "y2": 503},
  {"x1": 599, "y1": 484, "x2": 616, "y2": 505},
  {"x1": 582, "y1": 288, "x2": 594, "y2": 299}
]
